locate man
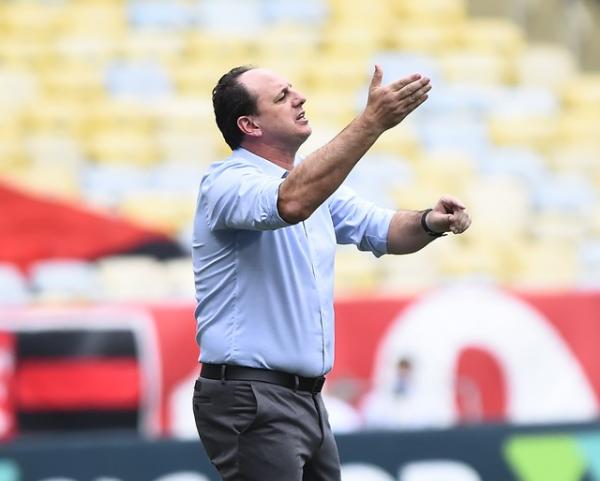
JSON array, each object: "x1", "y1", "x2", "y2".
[{"x1": 192, "y1": 64, "x2": 471, "y2": 481}]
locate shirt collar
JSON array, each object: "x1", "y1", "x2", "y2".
[{"x1": 233, "y1": 148, "x2": 291, "y2": 178}]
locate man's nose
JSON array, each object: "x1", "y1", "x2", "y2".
[{"x1": 292, "y1": 90, "x2": 306, "y2": 107}]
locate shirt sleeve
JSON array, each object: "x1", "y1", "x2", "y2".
[
  {"x1": 328, "y1": 184, "x2": 395, "y2": 257},
  {"x1": 200, "y1": 162, "x2": 290, "y2": 231}
]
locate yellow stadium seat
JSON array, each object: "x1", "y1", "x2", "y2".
[
  {"x1": 394, "y1": 0, "x2": 467, "y2": 23},
  {"x1": 152, "y1": 97, "x2": 214, "y2": 135},
  {"x1": 561, "y1": 74, "x2": 600, "y2": 112},
  {"x1": 157, "y1": 131, "x2": 219, "y2": 167},
  {"x1": 329, "y1": 0, "x2": 389, "y2": 27},
  {"x1": 413, "y1": 150, "x2": 476, "y2": 193},
  {"x1": 391, "y1": 182, "x2": 451, "y2": 211},
  {"x1": 251, "y1": 56, "x2": 311, "y2": 94},
  {"x1": 510, "y1": 239, "x2": 578, "y2": 289},
  {"x1": 549, "y1": 144, "x2": 600, "y2": 179},
  {"x1": 370, "y1": 120, "x2": 422, "y2": 159},
  {"x1": 86, "y1": 100, "x2": 157, "y2": 136},
  {"x1": 334, "y1": 246, "x2": 382, "y2": 296},
  {"x1": 534, "y1": 211, "x2": 587, "y2": 243},
  {"x1": 85, "y1": 132, "x2": 161, "y2": 167},
  {"x1": 388, "y1": 23, "x2": 460, "y2": 54},
  {"x1": 433, "y1": 235, "x2": 514, "y2": 284},
  {"x1": 488, "y1": 114, "x2": 559, "y2": 151},
  {"x1": 378, "y1": 248, "x2": 440, "y2": 295},
  {"x1": 305, "y1": 56, "x2": 370, "y2": 93},
  {"x1": 463, "y1": 176, "x2": 531, "y2": 242},
  {"x1": 168, "y1": 60, "x2": 221, "y2": 96},
  {"x1": 439, "y1": 50, "x2": 511, "y2": 84},
  {"x1": 117, "y1": 191, "x2": 197, "y2": 234},
  {"x1": 0, "y1": 142, "x2": 28, "y2": 174},
  {"x1": 119, "y1": 31, "x2": 186, "y2": 62},
  {"x1": 0, "y1": 110, "x2": 23, "y2": 142},
  {"x1": 457, "y1": 18, "x2": 525, "y2": 56},
  {"x1": 2, "y1": 165, "x2": 80, "y2": 200},
  {"x1": 25, "y1": 134, "x2": 84, "y2": 169},
  {"x1": 255, "y1": 25, "x2": 320, "y2": 63},
  {"x1": 56, "y1": 4, "x2": 127, "y2": 36},
  {"x1": 186, "y1": 32, "x2": 254, "y2": 68},
  {"x1": 40, "y1": 63, "x2": 106, "y2": 103},
  {"x1": 53, "y1": 35, "x2": 120, "y2": 65},
  {"x1": 558, "y1": 111, "x2": 600, "y2": 145},
  {"x1": 320, "y1": 26, "x2": 383, "y2": 59},
  {"x1": 0, "y1": 3, "x2": 63, "y2": 39},
  {"x1": 0, "y1": 68, "x2": 40, "y2": 107},
  {"x1": 0, "y1": 36, "x2": 54, "y2": 69},
  {"x1": 22, "y1": 101, "x2": 89, "y2": 137},
  {"x1": 302, "y1": 90, "x2": 358, "y2": 128},
  {"x1": 590, "y1": 205, "x2": 600, "y2": 236},
  {"x1": 515, "y1": 44, "x2": 576, "y2": 90}
]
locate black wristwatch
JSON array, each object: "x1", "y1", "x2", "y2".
[{"x1": 420, "y1": 209, "x2": 447, "y2": 237}]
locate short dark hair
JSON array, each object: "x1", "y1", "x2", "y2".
[{"x1": 212, "y1": 65, "x2": 257, "y2": 150}]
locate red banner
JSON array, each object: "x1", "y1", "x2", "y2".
[{"x1": 1, "y1": 285, "x2": 600, "y2": 437}]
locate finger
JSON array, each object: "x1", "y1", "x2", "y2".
[
  {"x1": 397, "y1": 92, "x2": 429, "y2": 116},
  {"x1": 429, "y1": 211, "x2": 452, "y2": 233},
  {"x1": 461, "y1": 214, "x2": 472, "y2": 231},
  {"x1": 397, "y1": 83, "x2": 432, "y2": 106},
  {"x1": 389, "y1": 73, "x2": 423, "y2": 92},
  {"x1": 396, "y1": 77, "x2": 431, "y2": 100},
  {"x1": 452, "y1": 212, "x2": 471, "y2": 233},
  {"x1": 370, "y1": 65, "x2": 383, "y2": 91},
  {"x1": 440, "y1": 195, "x2": 466, "y2": 211},
  {"x1": 446, "y1": 215, "x2": 456, "y2": 234},
  {"x1": 444, "y1": 214, "x2": 454, "y2": 232}
]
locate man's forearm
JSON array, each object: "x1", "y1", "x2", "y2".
[
  {"x1": 387, "y1": 210, "x2": 438, "y2": 255},
  {"x1": 277, "y1": 68, "x2": 431, "y2": 224},
  {"x1": 277, "y1": 114, "x2": 381, "y2": 223}
]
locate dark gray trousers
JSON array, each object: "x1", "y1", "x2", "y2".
[{"x1": 192, "y1": 377, "x2": 341, "y2": 481}]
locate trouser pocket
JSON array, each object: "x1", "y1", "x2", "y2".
[{"x1": 192, "y1": 379, "x2": 258, "y2": 467}]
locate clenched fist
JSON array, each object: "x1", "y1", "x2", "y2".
[{"x1": 425, "y1": 196, "x2": 471, "y2": 235}]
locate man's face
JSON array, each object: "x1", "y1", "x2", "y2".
[{"x1": 238, "y1": 68, "x2": 312, "y2": 149}]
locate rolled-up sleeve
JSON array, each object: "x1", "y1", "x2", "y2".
[
  {"x1": 200, "y1": 162, "x2": 290, "y2": 231},
  {"x1": 328, "y1": 185, "x2": 395, "y2": 257}
]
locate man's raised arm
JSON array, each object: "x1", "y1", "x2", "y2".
[{"x1": 278, "y1": 66, "x2": 431, "y2": 224}]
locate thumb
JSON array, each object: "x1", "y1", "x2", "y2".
[{"x1": 370, "y1": 64, "x2": 383, "y2": 90}]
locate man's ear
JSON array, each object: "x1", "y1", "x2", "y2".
[{"x1": 237, "y1": 116, "x2": 262, "y2": 137}]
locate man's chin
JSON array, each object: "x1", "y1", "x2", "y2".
[{"x1": 297, "y1": 128, "x2": 312, "y2": 146}]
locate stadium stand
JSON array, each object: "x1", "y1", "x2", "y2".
[{"x1": 0, "y1": 0, "x2": 598, "y2": 302}]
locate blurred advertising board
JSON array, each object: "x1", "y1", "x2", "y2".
[
  {"x1": 0, "y1": 421, "x2": 599, "y2": 480},
  {"x1": 0, "y1": 284, "x2": 599, "y2": 438}
]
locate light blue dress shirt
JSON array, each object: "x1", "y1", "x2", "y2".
[{"x1": 192, "y1": 148, "x2": 394, "y2": 377}]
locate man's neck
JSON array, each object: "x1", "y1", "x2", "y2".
[{"x1": 240, "y1": 141, "x2": 297, "y2": 171}]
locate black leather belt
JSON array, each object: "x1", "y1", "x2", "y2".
[{"x1": 200, "y1": 363, "x2": 326, "y2": 394}]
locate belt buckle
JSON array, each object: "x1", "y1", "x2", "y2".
[{"x1": 311, "y1": 377, "x2": 325, "y2": 393}]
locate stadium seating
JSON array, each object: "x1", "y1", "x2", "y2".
[
  {"x1": 29, "y1": 259, "x2": 100, "y2": 303},
  {"x1": 0, "y1": 263, "x2": 30, "y2": 305},
  {"x1": 0, "y1": 0, "x2": 598, "y2": 301}
]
